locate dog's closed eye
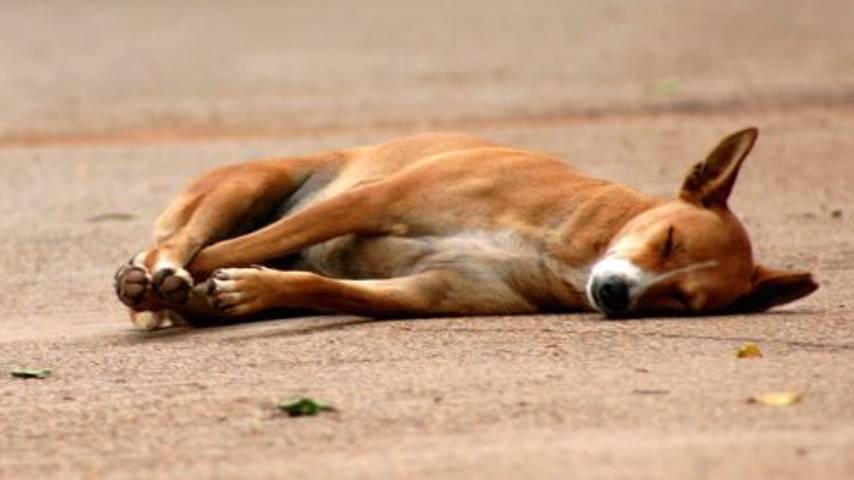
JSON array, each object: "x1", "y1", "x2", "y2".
[{"x1": 661, "y1": 225, "x2": 676, "y2": 258}]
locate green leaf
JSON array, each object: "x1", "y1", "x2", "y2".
[
  {"x1": 11, "y1": 368, "x2": 51, "y2": 379},
  {"x1": 278, "y1": 397, "x2": 335, "y2": 417}
]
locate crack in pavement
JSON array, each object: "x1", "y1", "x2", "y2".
[{"x1": 3, "y1": 89, "x2": 854, "y2": 150}]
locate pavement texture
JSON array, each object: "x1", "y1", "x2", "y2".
[{"x1": 1, "y1": 1, "x2": 853, "y2": 479}]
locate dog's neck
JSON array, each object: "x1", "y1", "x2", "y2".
[{"x1": 546, "y1": 181, "x2": 665, "y2": 267}]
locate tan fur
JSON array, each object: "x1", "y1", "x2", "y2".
[{"x1": 114, "y1": 130, "x2": 817, "y2": 328}]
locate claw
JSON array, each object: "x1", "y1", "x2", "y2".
[
  {"x1": 205, "y1": 268, "x2": 260, "y2": 316},
  {"x1": 151, "y1": 267, "x2": 174, "y2": 287}
]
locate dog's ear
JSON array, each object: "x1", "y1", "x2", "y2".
[
  {"x1": 679, "y1": 127, "x2": 758, "y2": 208},
  {"x1": 731, "y1": 265, "x2": 818, "y2": 312}
]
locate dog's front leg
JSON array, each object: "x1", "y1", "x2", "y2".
[
  {"x1": 204, "y1": 267, "x2": 532, "y2": 317},
  {"x1": 204, "y1": 267, "x2": 446, "y2": 317}
]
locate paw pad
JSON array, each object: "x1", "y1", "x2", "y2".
[
  {"x1": 152, "y1": 267, "x2": 193, "y2": 304},
  {"x1": 115, "y1": 264, "x2": 151, "y2": 307}
]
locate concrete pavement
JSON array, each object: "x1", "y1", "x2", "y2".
[{"x1": 1, "y1": 1, "x2": 853, "y2": 478}]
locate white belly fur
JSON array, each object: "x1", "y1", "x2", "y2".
[{"x1": 298, "y1": 230, "x2": 591, "y2": 312}]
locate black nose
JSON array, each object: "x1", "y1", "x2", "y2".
[{"x1": 594, "y1": 276, "x2": 630, "y2": 314}]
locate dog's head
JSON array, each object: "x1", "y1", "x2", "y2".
[{"x1": 587, "y1": 127, "x2": 817, "y2": 317}]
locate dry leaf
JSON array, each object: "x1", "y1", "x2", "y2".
[
  {"x1": 749, "y1": 391, "x2": 802, "y2": 406},
  {"x1": 88, "y1": 212, "x2": 136, "y2": 223},
  {"x1": 736, "y1": 343, "x2": 763, "y2": 359}
]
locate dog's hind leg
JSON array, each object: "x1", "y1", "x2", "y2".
[
  {"x1": 186, "y1": 178, "x2": 404, "y2": 278},
  {"x1": 144, "y1": 162, "x2": 302, "y2": 305},
  {"x1": 115, "y1": 152, "x2": 347, "y2": 313}
]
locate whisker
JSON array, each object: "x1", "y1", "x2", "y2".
[{"x1": 647, "y1": 261, "x2": 718, "y2": 288}]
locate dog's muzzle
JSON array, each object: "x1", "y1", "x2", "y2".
[
  {"x1": 590, "y1": 275, "x2": 631, "y2": 315},
  {"x1": 587, "y1": 256, "x2": 647, "y2": 316}
]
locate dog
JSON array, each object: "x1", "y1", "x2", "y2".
[{"x1": 114, "y1": 128, "x2": 817, "y2": 329}]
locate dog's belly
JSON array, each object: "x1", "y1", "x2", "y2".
[
  {"x1": 296, "y1": 234, "x2": 435, "y2": 279},
  {"x1": 294, "y1": 230, "x2": 589, "y2": 310}
]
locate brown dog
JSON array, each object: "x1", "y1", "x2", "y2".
[{"x1": 115, "y1": 129, "x2": 817, "y2": 329}]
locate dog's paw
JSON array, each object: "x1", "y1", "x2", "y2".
[
  {"x1": 130, "y1": 310, "x2": 188, "y2": 330},
  {"x1": 130, "y1": 310, "x2": 163, "y2": 330},
  {"x1": 115, "y1": 261, "x2": 152, "y2": 307},
  {"x1": 152, "y1": 265, "x2": 194, "y2": 304},
  {"x1": 206, "y1": 267, "x2": 268, "y2": 316}
]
